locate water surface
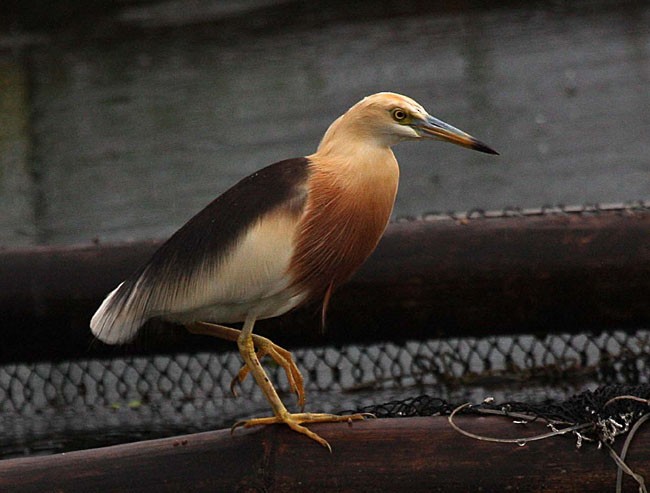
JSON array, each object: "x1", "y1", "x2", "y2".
[{"x1": 1, "y1": 1, "x2": 649, "y2": 246}]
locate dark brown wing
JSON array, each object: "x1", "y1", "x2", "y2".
[{"x1": 91, "y1": 157, "x2": 311, "y2": 344}]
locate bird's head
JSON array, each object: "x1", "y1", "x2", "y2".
[{"x1": 322, "y1": 92, "x2": 498, "y2": 155}]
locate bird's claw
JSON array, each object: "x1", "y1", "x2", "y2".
[
  {"x1": 230, "y1": 336, "x2": 305, "y2": 409},
  {"x1": 231, "y1": 412, "x2": 372, "y2": 451}
]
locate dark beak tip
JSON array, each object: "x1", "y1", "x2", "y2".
[{"x1": 473, "y1": 140, "x2": 499, "y2": 155}]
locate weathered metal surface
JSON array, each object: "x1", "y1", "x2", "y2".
[
  {"x1": 0, "y1": 416, "x2": 646, "y2": 492},
  {"x1": 1, "y1": 210, "x2": 649, "y2": 363}
]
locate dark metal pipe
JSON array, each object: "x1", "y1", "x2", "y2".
[
  {"x1": 1, "y1": 210, "x2": 650, "y2": 363},
  {"x1": 0, "y1": 416, "x2": 646, "y2": 492}
]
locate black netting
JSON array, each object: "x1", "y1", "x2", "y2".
[{"x1": 353, "y1": 385, "x2": 650, "y2": 434}]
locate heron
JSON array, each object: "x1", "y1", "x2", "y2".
[{"x1": 91, "y1": 92, "x2": 498, "y2": 450}]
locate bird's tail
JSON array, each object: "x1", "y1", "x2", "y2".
[{"x1": 90, "y1": 282, "x2": 146, "y2": 345}]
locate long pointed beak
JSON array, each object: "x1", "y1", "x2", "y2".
[{"x1": 414, "y1": 115, "x2": 499, "y2": 155}]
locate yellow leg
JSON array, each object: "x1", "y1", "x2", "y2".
[
  {"x1": 186, "y1": 321, "x2": 305, "y2": 408},
  {"x1": 232, "y1": 315, "x2": 371, "y2": 451}
]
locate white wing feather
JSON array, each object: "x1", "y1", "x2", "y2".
[{"x1": 90, "y1": 209, "x2": 301, "y2": 344}]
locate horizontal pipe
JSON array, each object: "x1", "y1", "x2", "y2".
[
  {"x1": 1, "y1": 210, "x2": 650, "y2": 362},
  {"x1": 0, "y1": 416, "x2": 646, "y2": 492}
]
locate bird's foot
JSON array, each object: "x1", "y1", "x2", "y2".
[
  {"x1": 231, "y1": 336, "x2": 305, "y2": 409},
  {"x1": 232, "y1": 412, "x2": 374, "y2": 451}
]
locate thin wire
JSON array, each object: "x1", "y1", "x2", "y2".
[
  {"x1": 448, "y1": 403, "x2": 590, "y2": 444},
  {"x1": 615, "y1": 413, "x2": 650, "y2": 493},
  {"x1": 605, "y1": 395, "x2": 650, "y2": 408}
]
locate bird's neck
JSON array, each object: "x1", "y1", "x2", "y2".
[
  {"x1": 290, "y1": 129, "x2": 400, "y2": 301},
  {"x1": 310, "y1": 123, "x2": 400, "y2": 192}
]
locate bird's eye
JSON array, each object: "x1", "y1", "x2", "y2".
[{"x1": 392, "y1": 108, "x2": 407, "y2": 122}]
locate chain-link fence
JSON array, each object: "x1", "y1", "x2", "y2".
[{"x1": 2, "y1": 328, "x2": 648, "y2": 459}]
